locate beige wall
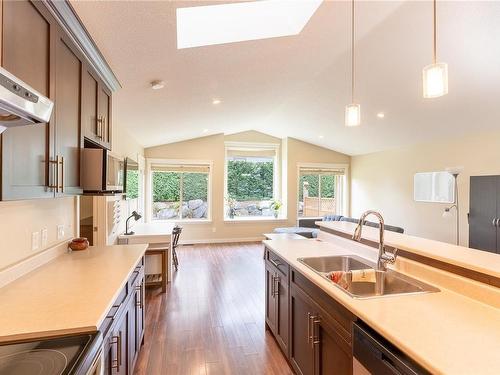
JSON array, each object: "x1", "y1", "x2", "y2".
[
  {"x1": 112, "y1": 125, "x2": 144, "y2": 160},
  {"x1": 145, "y1": 132, "x2": 350, "y2": 242},
  {"x1": 285, "y1": 138, "x2": 351, "y2": 223},
  {"x1": 351, "y1": 130, "x2": 500, "y2": 246},
  {"x1": 0, "y1": 197, "x2": 77, "y2": 270}
]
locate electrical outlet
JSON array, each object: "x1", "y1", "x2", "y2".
[
  {"x1": 57, "y1": 225, "x2": 65, "y2": 240},
  {"x1": 41, "y1": 228, "x2": 48, "y2": 247},
  {"x1": 31, "y1": 231, "x2": 40, "y2": 251}
]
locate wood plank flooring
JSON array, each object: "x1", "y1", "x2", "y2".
[{"x1": 134, "y1": 242, "x2": 293, "y2": 375}]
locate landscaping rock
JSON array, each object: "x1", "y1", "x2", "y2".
[
  {"x1": 157, "y1": 208, "x2": 178, "y2": 220},
  {"x1": 188, "y1": 199, "x2": 204, "y2": 210},
  {"x1": 192, "y1": 202, "x2": 208, "y2": 218}
]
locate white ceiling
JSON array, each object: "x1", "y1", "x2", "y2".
[{"x1": 71, "y1": 1, "x2": 500, "y2": 155}]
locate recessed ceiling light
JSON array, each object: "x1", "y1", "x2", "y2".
[
  {"x1": 376, "y1": 112, "x2": 385, "y2": 119},
  {"x1": 202, "y1": 129, "x2": 209, "y2": 133},
  {"x1": 176, "y1": 0, "x2": 322, "y2": 49},
  {"x1": 212, "y1": 99, "x2": 221, "y2": 105},
  {"x1": 151, "y1": 80, "x2": 165, "y2": 90},
  {"x1": 318, "y1": 135, "x2": 324, "y2": 139}
]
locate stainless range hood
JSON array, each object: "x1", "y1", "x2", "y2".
[{"x1": 0, "y1": 67, "x2": 54, "y2": 134}]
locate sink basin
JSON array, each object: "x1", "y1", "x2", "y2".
[{"x1": 297, "y1": 255, "x2": 439, "y2": 299}]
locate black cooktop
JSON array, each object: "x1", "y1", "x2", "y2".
[{"x1": 0, "y1": 334, "x2": 94, "y2": 375}]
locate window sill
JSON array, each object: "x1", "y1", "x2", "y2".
[
  {"x1": 151, "y1": 219, "x2": 212, "y2": 224},
  {"x1": 224, "y1": 216, "x2": 288, "y2": 223}
]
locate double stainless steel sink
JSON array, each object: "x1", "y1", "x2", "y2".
[{"x1": 298, "y1": 255, "x2": 439, "y2": 299}]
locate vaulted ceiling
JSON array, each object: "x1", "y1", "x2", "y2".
[{"x1": 71, "y1": 1, "x2": 500, "y2": 155}]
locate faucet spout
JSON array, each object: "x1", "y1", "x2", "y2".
[{"x1": 351, "y1": 210, "x2": 396, "y2": 271}]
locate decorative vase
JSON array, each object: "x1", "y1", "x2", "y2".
[
  {"x1": 68, "y1": 237, "x2": 89, "y2": 251},
  {"x1": 274, "y1": 211, "x2": 279, "y2": 219}
]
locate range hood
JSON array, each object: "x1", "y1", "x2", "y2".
[{"x1": 0, "y1": 67, "x2": 54, "y2": 134}]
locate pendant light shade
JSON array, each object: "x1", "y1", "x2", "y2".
[
  {"x1": 423, "y1": 0, "x2": 448, "y2": 98},
  {"x1": 345, "y1": 0, "x2": 360, "y2": 127},
  {"x1": 345, "y1": 103, "x2": 361, "y2": 127},
  {"x1": 423, "y1": 62, "x2": 448, "y2": 98}
]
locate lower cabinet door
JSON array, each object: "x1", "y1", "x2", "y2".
[
  {"x1": 275, "y1": 274, "x2": 289, "y2": 354},
  {"x1": 111, "y1": 309, "x2": 129, "y2": 375},
  {"x1": 290, "y1": 285, "x2": 315, "y2": 375},
  {"x1": 265, "y1": 263, "x2": 277, "y2": 332},
  {"x1": 313, "y1": 315, "x2": 353, "y2": 375},
  {"x1": 135, "y1": 276, "x2": 145, "y2": 349}
]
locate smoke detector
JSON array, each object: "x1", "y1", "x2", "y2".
[{"x1": 151, "y1": 80, "x2": 165, "y2": 90}]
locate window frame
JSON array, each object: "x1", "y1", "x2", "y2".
[
  {"x1": 223, "y1": 141, "x2": 281, "y2": 220},
  {"x1": 146, "y1": 158, "x2": 213, "y2": 223},
  {"x1": 296, "y1": 162, "x2": 349, "y2": 218}
]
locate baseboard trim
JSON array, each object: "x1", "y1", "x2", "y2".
[{"x1": 180, "y1": 237, "x2": 265, "y2": 245}]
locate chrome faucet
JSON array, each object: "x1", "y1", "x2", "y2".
[{"x1": 352, "y1": 210, "x2": 397, "y2": 271}]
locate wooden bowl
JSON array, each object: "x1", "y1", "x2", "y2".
[{"x1": 69, "y1": 237, "x2": 89, "y2": 251}]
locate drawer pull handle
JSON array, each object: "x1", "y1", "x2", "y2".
[{"x1": 269, "y1": 258, "x2": 281, "y2": 268}]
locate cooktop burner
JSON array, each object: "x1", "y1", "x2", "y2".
[{"x1": 0, "y1": 334, "x2": 94, "y2": 375}]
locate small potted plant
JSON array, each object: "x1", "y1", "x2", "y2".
[
  {"x1": 270, "y1": 199, "x2": 283, "y2": 219},
  {"x1": 225, "y1": 196, "x2": 237, "y2": 219}
]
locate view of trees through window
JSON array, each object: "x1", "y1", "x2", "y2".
[
  {"x1": 298, "y1": 173, "x2": 339, "y2": 217},
  {"x1": 152, "y1": 171, "x2": 209, "y2": 220},
  {"x1": 226, "y1": 157, "x2": 275, "y2": 217}
]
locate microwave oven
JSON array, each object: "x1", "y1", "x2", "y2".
[{"x1": 82, "y1": 148, "x2": 124, "y2": 193}]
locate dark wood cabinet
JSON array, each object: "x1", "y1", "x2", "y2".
[
  {"x1": 0, "y1": 0, "x2": 113, "y2": 200},
  {"x1": 265, "y1": 249, "x2": 289, "y2": 355},
  {"x1": 469, "y1": 175, "x2": 500, "y2": 253},
  {"x1": 54, "y1": 35, "x2": 83, "y2": 195},
  {"x1": 98, "y1": 85, "x2": 112, "y2": 148},
  {"x1": 265, "y1": 262, "x2": 278, "y2": 332},
  {"x1": 313, "y1": 310, "x2": 353, "y2": 375},
  {"x1": 265, "y1": 247, "x2": 354, "y2": 375},
  {"x1": 82, "y1": 65, "x2": 112, "y2": 149},
  {"x1": 101, "y1": 258, "x2": 145, "y2": 375},
  {"x1": 290, "y1": 284, "x2": 315, "y2": 375},
  {"x1": 1, "y1": 0, "x2": 54, "y2": 199}
]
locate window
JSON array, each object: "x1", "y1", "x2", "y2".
[
  {"x1": 225, "y1": 143, "x2": 279, "y2": 219},
  {"x1": 298, "y1": 165, "x2": 347, "y2": 218},
  {"x1": 149, "y1": 162, "x2": 211, "y2": 221}
]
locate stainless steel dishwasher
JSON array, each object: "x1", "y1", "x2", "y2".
[{"x1": 353, "y1": 322, "x2": 430, "y2": 375}]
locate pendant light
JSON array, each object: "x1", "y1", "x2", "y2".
[
  {"x1": 345, "y1": 0, "x2": 360, "y2": 127},
  {"x1": 422, "y1": 0, "x2": 448, "y2": 98}
]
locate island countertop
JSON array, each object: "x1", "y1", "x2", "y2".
[
  {"x1": 0, "y1": 244, "x2": 147, "y2": 343},
  {"x1": 264, "y1": 238, "x2": 500, "y2": 375}
]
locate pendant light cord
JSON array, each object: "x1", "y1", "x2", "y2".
[
  {"x1": 351, "y1": 0, "x2": 355, "y2": 103},
  {"x1": 433, "y1": 0, "x2": 437, "y2": 63}
]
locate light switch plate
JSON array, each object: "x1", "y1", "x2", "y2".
[
  {"x1": 31, "y1": 231, "x2": 40, "y2": 251},
  {"x1": 57, "y1": 225, "x2": 65, "y2": 240},
  {"x1": 41, "y1": 228, "x2": 48, "y2": 247}
]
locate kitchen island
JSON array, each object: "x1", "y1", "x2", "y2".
[{"x1": 264, "y1": 230, "x2": 500, "y2": 374}]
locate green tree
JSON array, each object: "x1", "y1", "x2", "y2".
[{"x1": 227, "y1": 160, "x2": 274, "y2": 201}]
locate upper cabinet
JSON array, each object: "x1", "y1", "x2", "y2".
[
  {"x1": 1, "y1": 0, "x2": 54, "y2": 200},
  {"x1": 0, "y1": 0, "x2": 115, "y2": 200},
  {"x1": 54, "y1": 34, "x2": 83, "y2": 196},
  {"x1": 82, "y1": 66, "x2": 112, "y2": 150}
]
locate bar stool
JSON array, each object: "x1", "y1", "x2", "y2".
[{"x1": 172, "y1": 225, "x2": 182, "y2": 271}]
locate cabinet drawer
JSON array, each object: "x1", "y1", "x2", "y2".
[
  {"x1": 265, "y1": 248, "x2": 289, "y2": 277},
  {"x1": 291, "y1": 269, "x2": 355, "y2": 345}
]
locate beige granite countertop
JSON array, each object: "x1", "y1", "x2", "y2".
[
  {"x1": 0, "y1": 244, "x2": 146, "y2": 343},
  {"x1": 318, "y1": 220, "x2": 500, "y2": 279},
  {"x1": 264, "y1": 238, "x2": 500, "y2": 375}
]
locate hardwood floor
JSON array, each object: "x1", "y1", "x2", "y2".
[{"x1": 134, "y1": 242, "x2": 293, "y2": 375}]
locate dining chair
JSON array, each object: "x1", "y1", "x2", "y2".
[{"x1": 172, "y1": 225, "x2": 182, "y2": 271}]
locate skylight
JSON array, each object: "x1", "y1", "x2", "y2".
[{"x1": 176, "y1": 0, "x2": 323, "y2": 49}]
